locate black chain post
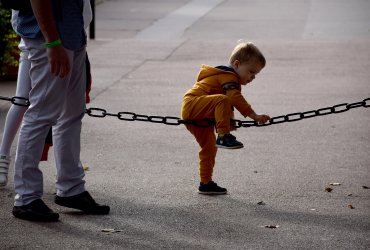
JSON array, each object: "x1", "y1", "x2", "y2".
[{"x1": 89, "y1": 0, "x2": 95, "y2": 39}]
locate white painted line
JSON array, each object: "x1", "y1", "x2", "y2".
[{"x1": 135, "y1": 0, "x2": 224, "y2": 40}]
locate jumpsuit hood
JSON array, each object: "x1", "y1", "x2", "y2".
[{"x1": 197, "y1": 65, "x2": 238, "y2": 82}]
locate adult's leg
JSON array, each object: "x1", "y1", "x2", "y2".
[
  {"x1": 14, "y1": 38, "x2": 73, "y2": 206},
  {"x1": 0, "y1": 41, "x2": 31, "y2": 186},
  {"x1": 53, "y1": 47, "x2": 86, "y2": 197},
  {"x1": 51, "y1": 48, "x2": 109, "y2": 215}
]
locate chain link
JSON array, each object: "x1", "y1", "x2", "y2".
[
  {"x1": 1, "y1": 95, "x2": 369, "y2": 128},
  {"x1": 234, "y1": 98, "x2": 370, "y2": 128},
  {"x1": 0, "y1": 96, "x2": 30, "y2": 107}
]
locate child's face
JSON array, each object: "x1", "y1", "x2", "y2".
[{"x1": 232, "y1": 59, "x2": 264, "y2": 85}]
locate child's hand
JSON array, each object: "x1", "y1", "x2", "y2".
[{"x1": 253, "y1": 114, "x2": 270, "y2": 125}]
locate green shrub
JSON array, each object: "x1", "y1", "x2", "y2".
[{"x1": 0, "y1": 5, "x2": 20, "y2": 79}]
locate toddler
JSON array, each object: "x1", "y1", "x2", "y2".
[{"x1": 181, "y1": 41, "x2": 270, "y2": 194}]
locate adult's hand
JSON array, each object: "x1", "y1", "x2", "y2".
[{"x1": 47, "y1": 46, "x2": 70, "y2": 78}]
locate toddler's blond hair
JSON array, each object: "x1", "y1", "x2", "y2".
[{"x1": 229, "y1": 42, "x2": 266, "y2": 67}]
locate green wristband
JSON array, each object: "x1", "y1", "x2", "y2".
[{"x1": 44, "y1": 39, "x2": 62, "y2": 48}]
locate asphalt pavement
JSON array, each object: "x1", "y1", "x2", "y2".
[{"x1": 1, "y1": 0, "x2": 370, "y2": 249}]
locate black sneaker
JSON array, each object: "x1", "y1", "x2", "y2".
[
  {"x1": 216, "y1": 134, "x2": 244, "y2": 149},
  {"x1": 55, "y1": 191, "x2": 110, "y2": 215},
  {"x1": 198, "y1": 181, "x2": 227, "y2": 195},
  {"x1": 12, "y1": 199, "x2": 59, "y2": 222}
]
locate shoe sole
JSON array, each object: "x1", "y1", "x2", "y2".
[
  {"x1": 216, "y1": 144, "x2": 244, "y2": 149},
  {"x1": 12, "y1": 211, "x2": 59, "y2": 222},
  {"x1": 55, "y1": 200, "x2": 110, "y2": 215},
  {"x1": 198, "y1": 191, "x2": 228, "y2": 195}
]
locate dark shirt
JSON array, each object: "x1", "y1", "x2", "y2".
[{"x1": 14, "y1": 0, "x2": 86, "y2": 51}]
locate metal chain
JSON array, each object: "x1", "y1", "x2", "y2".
[
  {"x1": 0, "y1": 96, "x2": 30, "y2": 107},
  {"x1": 234, "y1": 98, "x2": 370, "y2": 128},
  {"x1": 1, "y1": 95, "x2": 369, "y2": 128}
]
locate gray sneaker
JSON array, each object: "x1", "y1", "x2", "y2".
[{"x1": 0, "y1": 155, "x2": 10, "y2": 187}]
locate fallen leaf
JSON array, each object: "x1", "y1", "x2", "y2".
[
  {"x1": 265, "y1": 225, "x2": 279, "y2": 229},
  {"x1": 348, "y1": 205, "x2": 355, "y2": 209},
  {"x1": 257, "y1": 201, "x2": 266, "y2": 205},
  {"x1": 325, "y1": 187, "x2": 333, "y2": 192},
  {"x1": 362, "y1": 186, "x2": 369, "y2": 189},
  {"x1": 329, "y1": 183, "x2": 341, "y2": 186},
  {"x1": 83, "y1": 165, "x2": 89, "y2": 171}
]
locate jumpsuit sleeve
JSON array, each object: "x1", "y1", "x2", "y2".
[{"x1": 220, "y1": 76, "x2": 254, "y2": 117}]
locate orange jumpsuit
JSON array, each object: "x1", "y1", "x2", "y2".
[{"x1": 181, "y1": 65, "x2": 254, "y2": 183}]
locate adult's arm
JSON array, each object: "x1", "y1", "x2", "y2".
[{"x1": 30, "y1": 0, "x2": 70, "y2": 78}]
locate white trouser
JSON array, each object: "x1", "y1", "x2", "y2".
[
  {"x1": 0, "y1": 40, "x2": 30, "y2": 157},
  {"x1": 14, "y1": 38, "x2": 86, "y2": 206}
]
